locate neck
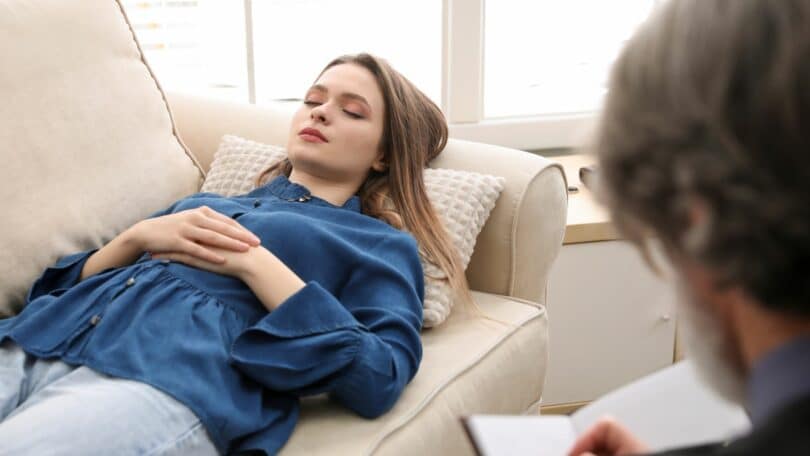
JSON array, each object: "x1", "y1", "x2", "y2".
[
  {"x1": 730, "y1": 297, "x2": 810, "y2": 371},
  {"x1": 287, "y1": 169, "x2": 361, "y2": 207}
]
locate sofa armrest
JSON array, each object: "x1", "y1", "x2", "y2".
[
  {"x1": 166, "y1": 92, "x2": 567, "y2": 306},
  {"x1": 430, "y1": 140, "x2": 567, "y2": 306}
]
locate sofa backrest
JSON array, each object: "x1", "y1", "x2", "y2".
[
  {"x1": 0, "y1": 0, "x2": 203, "y2": 316},
  {"x1": 166, "y1": 93, "x2": 567, "y2": 306}
]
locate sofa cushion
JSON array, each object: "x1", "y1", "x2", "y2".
[
  {"x1": 279, "y1": 292, "x2": 547, "y2": 455},
  {"x1": 201, "y1": 135, "x2": 505, "y2": 327},
  {"x1": 0, "y1": 0, "x2": 204, "y2": 317}
]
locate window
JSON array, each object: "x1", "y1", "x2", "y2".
[
  {"x1": 484, "y1": 0, "x2": 657, "y2": 118},
  {"x1": 122, "y1": 0, "x2": 659, "y2": 150},
  {"x1": 251, "y1": 0, "x2": 441, "y2": 105},
  {"x1": 122, "y1": 0, "x2": 247, "y2": 101}
]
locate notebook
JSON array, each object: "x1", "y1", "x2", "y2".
[{"x1": 463, "y1": 360, "x2": 750, "y2": 455}]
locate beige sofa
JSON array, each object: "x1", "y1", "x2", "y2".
[{"x1": 0, "y1": 0, "x2": 567, "y2": 454}]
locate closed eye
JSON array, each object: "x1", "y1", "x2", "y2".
[
  {"x1": 344, "y1": 110, "x2": 364, "y2": 119},
  {"x1": 303, "y1": 100, "x2": 321, "y2": 107}
]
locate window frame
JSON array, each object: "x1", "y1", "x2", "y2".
[{"x1": 236, "y1": 0, "x2": 623, "y2": 150}]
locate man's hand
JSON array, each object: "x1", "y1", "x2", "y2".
[
  {"x1": 129, "y1": 206, "x2": 260, "y2": 264},
  {"x1": 568, "y1": 417, "x2": 648, "y2": 456}
]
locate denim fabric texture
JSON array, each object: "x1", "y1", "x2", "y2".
[
  {"x1": 0, "y1": 340, "x2": 218, "y2": 455},
  {"x1": 0, "y1": 176, "x2": 424, "y2": 455}
]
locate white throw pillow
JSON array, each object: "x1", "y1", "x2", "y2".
[{"x1": 202, "y1": 135, "x2": 504, "y2": 327}]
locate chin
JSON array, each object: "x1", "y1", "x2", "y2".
[{"x1": 287, "y1": 145, "x2": 320, "y2": 166}]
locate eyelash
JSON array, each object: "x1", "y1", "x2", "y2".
[{"x1": 303, "y1": 100, "x2": 364, "y2": 119}]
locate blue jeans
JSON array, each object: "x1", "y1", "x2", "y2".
[{"x1": 0, "y1": 340, "x2": 219, "y2": 455}]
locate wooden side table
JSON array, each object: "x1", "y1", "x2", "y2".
[{"x1": 540, "y1": 155, "x2": 678, "y2": 415}]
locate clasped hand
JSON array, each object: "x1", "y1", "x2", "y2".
[{"x1": 129, "y1": 206, "x2": 262, "y2": 278}]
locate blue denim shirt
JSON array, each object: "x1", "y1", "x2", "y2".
[{"x1": 0, "y1": 176, "x2": 424, "y2": 455}]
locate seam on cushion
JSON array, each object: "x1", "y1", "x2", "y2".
[
  {"x1": 507, "y1": 162, "x2": 567, "y2": 298},
  {"x1": 364, "y1": 302, "x2": 545, "y2": 455},
  {"x1": 111, "y1": 0, "x2": 206, "y2": 184},
  {"x1": 523, "y1": 397, "x2": 543, "y2": 415},
  {"x1": 486, "y1": 292, "x2": 547, "y2": 312}
]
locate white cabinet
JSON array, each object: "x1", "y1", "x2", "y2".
[
  {"x1": 543, "y1": 240, "x2": 676, "y2": 408},
  {"x1": 541, "y1": 155, "x2": 678, "y2": 412}
]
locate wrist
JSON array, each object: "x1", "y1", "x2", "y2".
[
  {"x1": 119, "y1": 222, "x2": 145, "y2": 253},
  {"x1": 239, "y1": 245, "x2": 275, "y2": 283},
  {"x1": 239, "y1": 246, "x2": 305, "y2": 311}
]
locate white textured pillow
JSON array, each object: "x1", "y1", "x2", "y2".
[{"x1": 203, "y1": 135, "x2": 504, "y2": 327}]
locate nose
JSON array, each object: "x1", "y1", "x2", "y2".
[{"x1": 310, "y1": 103, "x2": 329, "y2": 124}]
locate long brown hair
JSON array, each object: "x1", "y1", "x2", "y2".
[{"x1": 256, "y1": 53, "x2": 471, "y2": 305}]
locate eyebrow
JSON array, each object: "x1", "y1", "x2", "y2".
[{"x1": 308, "y1": 84, "x2": 372, "y2": 112}]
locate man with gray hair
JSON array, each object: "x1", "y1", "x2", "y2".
[{"x1": 569, "y1": 0, "x2": 810, "y2": 454}]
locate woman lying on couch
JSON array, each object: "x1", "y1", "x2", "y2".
[{"x1": 0, "y1": 53, "x2": 469, "y2": 455}]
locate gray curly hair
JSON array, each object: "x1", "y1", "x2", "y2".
[{"x1": 595, "y1": 0, "x2": 810, "y2": 315}]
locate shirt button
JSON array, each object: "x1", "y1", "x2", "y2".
[
  {"x1": 253, "y1": 200, "x2": 261, "y2": 208},
  {"x1": 90, "y1": 315, "x2": 102, "y2": 326},
  {"x1": 125, "y1": 277, "x2": 136, "y2": 287}
]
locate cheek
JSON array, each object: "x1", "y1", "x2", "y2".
[
  {"x1": 286, "y1": 109, "x2": 309, "y2": 151},
  {"x1": 340, "y1": 123, "x2": 382, "y2": 160}
]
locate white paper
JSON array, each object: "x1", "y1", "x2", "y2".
[
  {"x1": 570, "y1": 361, "x2": 750, "y2": 451},
  {"x1": 465, "y1": 360, "x2": 751, "y2": 455}
]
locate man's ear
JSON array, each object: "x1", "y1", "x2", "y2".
[{"x1": 684, "y1": 261, "x2": 741, "y2": 316}]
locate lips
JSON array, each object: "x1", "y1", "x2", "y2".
[{"x1": 299, "y1": 127, "x2": 328, "y2": 143}]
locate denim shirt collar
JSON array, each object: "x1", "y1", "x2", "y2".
[
  {"x1": 260, "y1": 175, "x2": 362, "y2": 212},
  {"x1": 747, "y1": 334, "x2": 810, "y2": 427}
]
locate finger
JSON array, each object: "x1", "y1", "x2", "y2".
[
  {"x1": 199, "y1": 213, "x2": 261, "y2": 246},
  {"x1": 152, "y1": 252, "x2": 204, "y2": 268},
  {"x1": 568, "y1": 420, "x2": 613, "y2": 456},
  {"x1": 601, "y1": 419, "x2": 646, "y2": 454},
  {"x1": 569, "y1": 417, "x2": 645, "y2": 456},
  {"x1": 179, "y1": 240, "x2": 226, "y2": 264},
  {"x1": 196, "y1": 207, "x2": 260, "y2": 243},
  {"x1": 186, "y1": 226, "x2": 251, "y2": 252}
]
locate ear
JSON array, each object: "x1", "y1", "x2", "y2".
[
  {"x1": 682, "y1": 261, "x2": 741, "y2": 316},
  {"x1": 371, "y1": 152, "x2": 388, "y2": 172}
]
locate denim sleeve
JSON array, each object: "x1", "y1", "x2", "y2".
[
  {"x1": 24, "y1": 194, "x2": 206, "y2": 304},
  {"x1": 229, "y1": 235, "x2": 424, "y2": 418},
  {"x1": 25, "y1": 249, "x2": 99, "y2": 304}
]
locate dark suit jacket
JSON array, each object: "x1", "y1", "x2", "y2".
[{"x1": 652, "y1": 395, "x2": 810, "y2": 455}]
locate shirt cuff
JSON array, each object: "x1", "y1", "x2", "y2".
[
  {"x1": 248, "y1": 281, "x2": 361, "y2": 338},
  {"x1": 26, "y1": 249, "x2": 98, "y2": 303}
]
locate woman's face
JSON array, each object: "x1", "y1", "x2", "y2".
[{"x1": 286, "y1": 63, "x2": 386, "y2": 184}]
